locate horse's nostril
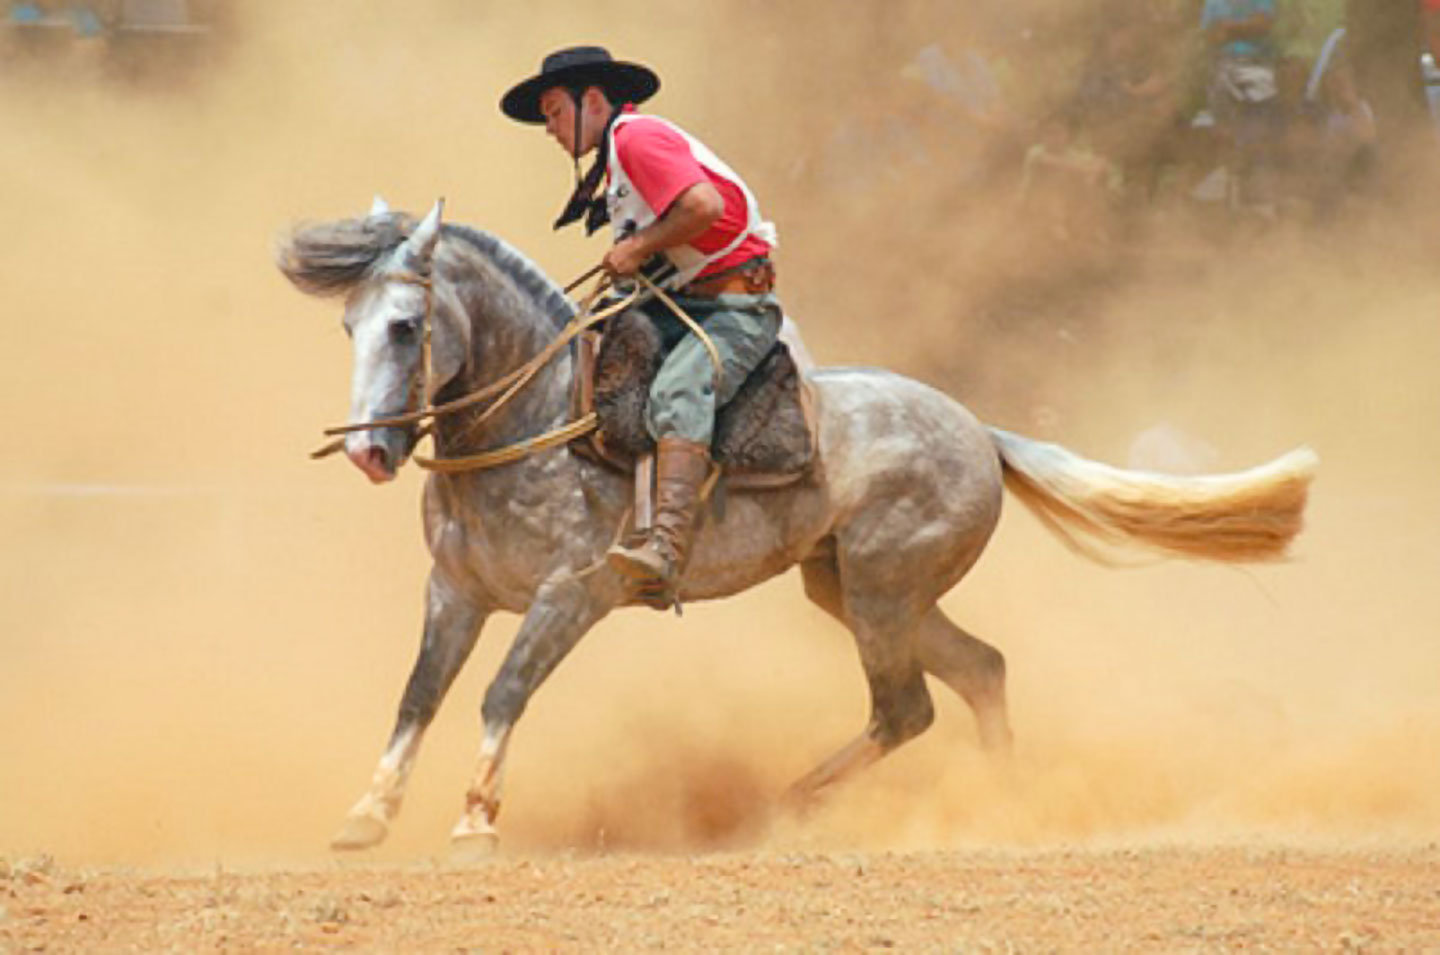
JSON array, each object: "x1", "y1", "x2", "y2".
[{"x1": 345, "y1": 438, "x2": 397, "y2": 484}]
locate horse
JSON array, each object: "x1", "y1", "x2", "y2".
[{"x1": 276, "y1": 199, "x2": 1317, "y2": 853}]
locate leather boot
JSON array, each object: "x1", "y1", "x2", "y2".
[{"x1": 607, "y1": 437, "x2": 711, "y2": 586}]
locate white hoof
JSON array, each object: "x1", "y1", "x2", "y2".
[
  {"x1": 448, "y1": 817, "x2": 499, "y2": 860},
  {"x1": 330, "y1": 811, "x2": 389, "y2": 851}
]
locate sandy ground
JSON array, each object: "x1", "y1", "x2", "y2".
[
  {"x1": 5, "y1": 847, "x2": 1440, "y2": 952},
  {"x1": 4, "y1": 3, "x2": 1440, "y2": 952}
]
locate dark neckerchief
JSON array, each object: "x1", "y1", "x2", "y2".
[{"x1": 552, "y1": 106, "x2": 620, "y2": 235}]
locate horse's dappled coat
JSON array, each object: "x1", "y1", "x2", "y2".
[{"x1": 278, "y1": 206, "x2": 1315, "y2": 853}]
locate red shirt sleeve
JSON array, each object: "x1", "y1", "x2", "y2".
[
  {"x1": 611, "y1": 113, "x2": 773, "y2": 276},
  {"x1": 613, "y1": 117, "x2": 709, "y2": 218}
]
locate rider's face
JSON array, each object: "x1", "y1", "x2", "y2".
[
  {"x1": 539, "y1": 87, "x2": 577, "y2": 155},
  {"x1": 539, "y1": 86, "x2": 608, "y2": 157}
]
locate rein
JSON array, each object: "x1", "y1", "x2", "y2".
[
  {"x1": 309, "y1": 266, "x2": 617, "y2": 471},
  {"x1": 312, "y1": 262, "x2": 725, "y2": 475}
]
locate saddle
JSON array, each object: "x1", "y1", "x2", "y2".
[{"x1": 569, "y1": 307, "x2": 818, "y2": 489}]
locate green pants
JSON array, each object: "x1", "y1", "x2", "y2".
[{"x1": 639, "y1": 292, "x2": 782, "y2": 446}]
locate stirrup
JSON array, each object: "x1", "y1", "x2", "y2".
[
  {"x1": 634, "y1": 578, "x2": 683, "y2": 616},
  {"x1": 606, "y1": 536, "x2": 670, "y2": 581},
  {"x1": 607, "y1": 542, "x2": 684, "y2": 615}
]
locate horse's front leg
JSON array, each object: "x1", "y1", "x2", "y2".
[
  {"x1": 332, "y1": 570, "x2": 490, "y2": 850},
  {"x1": 449, "y1": 571, "x2": 621, "y2": 853}
]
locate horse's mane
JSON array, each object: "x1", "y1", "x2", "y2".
[
  {"x1": 442, "y1": 224, "x2": 575, "y2": 330},
  {"x1": 276, "y1": 213, "x2": 574, "y2": 330}
]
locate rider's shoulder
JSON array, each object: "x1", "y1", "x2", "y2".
[
  {"x1": 612, "y1": 112, "x2": 691, "y2": 168},
  {"x1": 614, "y1": 110, "x2": 684, "y2": 142}
]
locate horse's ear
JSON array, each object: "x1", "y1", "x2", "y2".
[
  {"x1": 368, "y1": 195, "x2": 390, "y2": 218},
  {"x1": 403, "y1": 198, "x2": 444, "y2": 266}
]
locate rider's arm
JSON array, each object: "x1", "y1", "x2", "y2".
[
  {"x1": 601, "y1": 116, "x2": 726, "y2": 277},
  {"x1": 603, "y1": 182, "x2": 722, "y2": 276}
]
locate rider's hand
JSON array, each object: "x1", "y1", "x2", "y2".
[{"x1": 602, "y1": 235, "x2": 648, "y2": 277}]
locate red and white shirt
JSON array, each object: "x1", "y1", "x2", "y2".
[{"x1": 606, "y1": 106, "x2": 776, "y2": 288}]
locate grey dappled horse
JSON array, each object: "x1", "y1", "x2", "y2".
[{"x1": 277, "y1": 201, "x2": 1316, "y2": 853}]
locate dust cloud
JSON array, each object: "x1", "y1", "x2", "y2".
[{"x1": 1, "y1": 2, "x2": 1437, "y2": 868}]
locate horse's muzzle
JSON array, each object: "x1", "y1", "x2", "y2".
[
  {"x1": 347, "y1": 443, "x2": 394, "y2": 483},
  {"x1": 344, "y1": 426, "x2": 413, "y2": 484}
]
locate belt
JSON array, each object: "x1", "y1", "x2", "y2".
[{"x1": 680, "y1": 257, "x2": 776, "y2": 298}]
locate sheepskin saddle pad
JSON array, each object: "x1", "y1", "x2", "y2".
[{"x1": 591, "y1": 308, "x2": 814, "y2": 476}]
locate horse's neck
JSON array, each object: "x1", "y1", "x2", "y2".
[{"x1": 434, "y1": 269, "x2": 573, "y2": 456}]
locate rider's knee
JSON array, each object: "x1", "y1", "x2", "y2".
[{"x1": 646, "y1": 388, "x2": 714, "y2": 446}]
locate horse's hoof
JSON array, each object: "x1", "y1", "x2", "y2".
[
  {"x1": 330, "y1": 812, "x2": 388, "y2": 851},
  {"x1": 449, "y1": 830, "x2": 499, "y2": 861},
  {"x1": 448, "y1": 817, "x2": 500, "y2": 860}
]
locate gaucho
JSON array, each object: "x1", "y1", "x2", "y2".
[{"x1": 502, "y1": 45, "x2": 783, "y2": 597}]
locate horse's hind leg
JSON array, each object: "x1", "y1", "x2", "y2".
[
  {"x1": 805, "y1": 555, "x2": 1012, "y2": 756},
  {"x1": 331, "y1": 570, "x2": 489, "y2": 851},
  {"x1": 914, "y1": 607, "x2": 1013, "y2": 753},
  {"x1": 789, "y1": 555, "x2": 935, "y2": 805}
]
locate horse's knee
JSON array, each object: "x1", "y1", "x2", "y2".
[
  {"x1": 480, "y1": 679, "x2": 525, "y2": 729},
  {"x1": 397, "y1": 671, "x2": 445, "y2": 728}
]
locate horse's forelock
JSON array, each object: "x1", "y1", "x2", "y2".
[
  {"x1": 277, "y1": 215, "x2": 575, "y2": 335},
  {"x1": 276, "y1": 213, "x2": 416, "y2": 298}
]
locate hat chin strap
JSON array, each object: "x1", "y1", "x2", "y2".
[
  {"x1": 553, "y1": 91, "x2": 616, "y2": 234},
  {"x1": 569, "y1": 86, "x2": 585, "y2": 168}
]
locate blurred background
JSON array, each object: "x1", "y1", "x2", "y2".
[{"x1": 1, "y1": 0, "x2": 1438, "y2": 867}]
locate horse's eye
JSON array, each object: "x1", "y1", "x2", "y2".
[{"x1": 388, "y1": 317, "x2": 421, "y2": 346}]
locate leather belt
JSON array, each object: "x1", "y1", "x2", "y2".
[{"x1": 680, "y1": 257, "x2": 776, "y2": 298}]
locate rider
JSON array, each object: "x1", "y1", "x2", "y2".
[{"x1": 501, "y1": 45, "x2": 783, "y2": 592}]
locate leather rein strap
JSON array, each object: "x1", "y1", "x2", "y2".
[
  {"x1": 407, "y1": 274, "x2": 724, "y2": 475},
  {"x1": 311, "y1": 264, "x2": 726, "y2": 475},
  {"x1": 311, "y1": 266, "x2": 634, "y2": 473}
]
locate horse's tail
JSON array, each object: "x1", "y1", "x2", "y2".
[{"x1": 989, "y1": 428, "x2": 1318, "y2": 564}]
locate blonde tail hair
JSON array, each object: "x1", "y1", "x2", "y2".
[{"x1": 990, "y1": 429, "x2": 1318, "y2": 564}]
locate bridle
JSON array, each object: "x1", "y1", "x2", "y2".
[
  {"x1": 314, "y1": 264, "x2": 725, "y2": 474},
  {"x1": 391, "y1": 268, "x2": 435, "y2": 449},
  {"x1": 313, "y1": 266, "x2": 639, "y2": 473}
]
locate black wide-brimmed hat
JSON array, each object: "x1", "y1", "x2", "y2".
[{"x1": 501, "y1": 46, "x2": 660, "y2": 124}]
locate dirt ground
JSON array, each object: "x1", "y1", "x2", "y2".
[
  {"x1": 4, "y1": 4, "x2": 1440, "y2": 953},
  {"x1": 3, "y1": 846, "x2": 1438, "y2": 952}
]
